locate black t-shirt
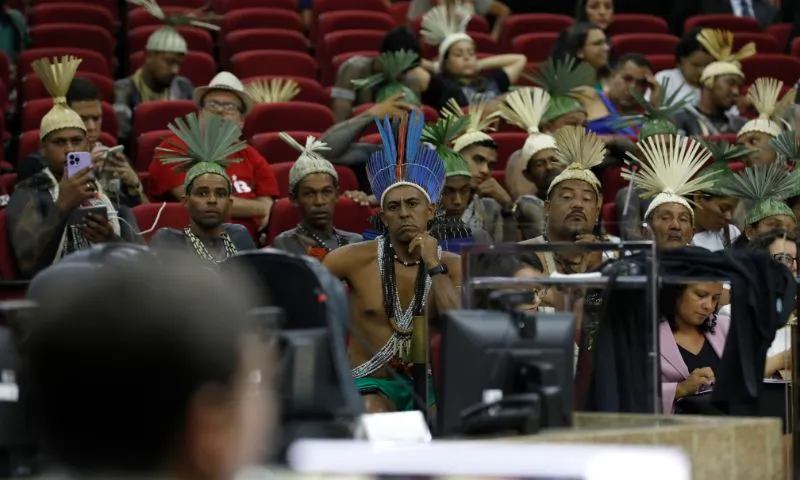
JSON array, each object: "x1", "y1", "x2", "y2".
[
  {"x1": 679, "y1": 338, "x2": 722, "y2": 375},
  {"x1": 427, "y1": 70, "x2": 511, "y2": 112}
]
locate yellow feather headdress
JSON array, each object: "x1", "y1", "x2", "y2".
[
  {"x1": 547, "y1": 126, "x2": 606, "y2": 197},
  {"x1": 698, "y1": 29, "x2": 756, "y2": 85},
  {"x1": 442, "y1": 98, "x2": 501, "y2": 153}
]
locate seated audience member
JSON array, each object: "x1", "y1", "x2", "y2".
[
  {"x1": 736, "y1": 77, "x2": 795, "y2": 168},
  {"x1": 408, "y1": 0, "x2": 511, "y2": 40},
  {"x1": 7, "y1": 57, "x2": 141, "y2": 279},
  {"x1": 621, "y1": 135, "x2": 717, "y2": 248},
  {"x1": 690, "y1": 155, "x2": 742, "y2": 251},
  {"x1": 660, "y1": 282, "x2": 729, "y2": 413},
  {"x1": 148, "y1": 72, "x2": 279, "y2": 241},
  {"x1": 747, "y1": 228, "x2": 796, "y2": 378},
  {"x1": 114, "y1": 11, "x2": 200, "y2": 140},
  {"x1": 150, "y1": 113, "x2": 256, "y2": 261},
  {"x1": 271, "y1": 134, "x2": 363, "y2": 259},
  {"x1": 18, "y1": 77, "x2": 148, "y2": 207},
  {"x1": 24, "y1": 251, "x2": 275, "y2": 479},
  {"x1": 550, "y1": 22, "x2": 611, "y2": 90},
  {"x1": 0, "y1": 0, "x2": 27, "y2": 64},
  {"x1": 420, "y1": 5, "x2": 526, "y2": 109},
  {"x1": 671, "y1": 30, "x2": 753, "y2": 136},
  {"x1": 655, "y1": 28, "x2": 714, "y2": 107}
]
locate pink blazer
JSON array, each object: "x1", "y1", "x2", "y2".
[{"x1": 660, "y1": 315, "x2": 730, "y2": 413}]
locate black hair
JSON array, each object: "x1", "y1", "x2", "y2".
[
  {"x1": 22, "y1": 257, "x2": 256, "y2": 474},
  {"x1": 747, "y1": 227, "x2": 798, "y2": 252},
  {"x1": 787, "y1": 196, "x2": 800, "y2": 210},
  {"x1": 518, "y1": 252, "x2": 545, "y2": 272},
  {"x1": 552, "y1": 22, "x2": 611, "y2": 80},
  {"x1": 674, "y1": 27, "x2": 709, "y2": 64},
  {"x1": 573, "y1": 0, "x2": 614, "y2": 23},
  {"x1": 290, "y1": 171, "x2": 339, "y2": 198},
  {"x1": 467, "y1": 139, "x2": 498, "y2": 150},
  {"x1": 614, "y1": 53, "x2": 652, "y2": 71},
  {"x1": 659, "y1": 283, "x2": 718, "y2": 333},
  {"x1": 379, "y1": 27, "x2": 421, "y2": 58},
  {"x1": 66, "y1": 77, "x2": 101, "y2": 105}
]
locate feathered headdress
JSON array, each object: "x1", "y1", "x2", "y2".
[
  {"x1": 368, "y1": 111, "x2": 446, "y2": 207},
  {"x1": 442, "y1": 98, "x2": 500, "y2": 152},
  {"x1": 613, "y1": 78, "x2": 693, "y2": 141},
  {"x1": 422, "y1": 112, "x2": 471, "y2": 178},
  {"x1": 351, "y1": 50, "x2": 421, "y2": 105},
  {"x1": 33, "y1": 56, "x2": 86, "y2": 140},
  {"x1": 525, "y1": 56, "x2": 596, "y2": 125},
  {"x1": 420, "y1": 3, "x2": 473, "y2": 59},
  {"x1": 547, "y1": 126, "x2": 606, "y2": 196},
  {"x1": 737, "y1": 77, "x2": 795, "y2": 139},
  {"x1": 127, "y1": 0, "x2": 220, "y2": 54},
  {"x1": 719, "y1": 162, "x2": 798, "y2": 225},
  {"x1": 280, "y1": 133, "x2": 338, "y2": 194},
  {"x1": 500, "y1": 87, "x2": 559, "y2": 162},
  {"x1": 694, "y1": 137, "x2": 757, "y2": 195},
  {"x1": 156, "y1": 113, "x2": 246, "y2": 194},
  {"x1": 622, "y1": 135, "x2": 715, "y2": 222},
  {"x1": 245, "y1": 78, "x2": 300, "y2": 104},
  {"x1": 698, "y1": 29, "x2": 756, "y2": 86}
]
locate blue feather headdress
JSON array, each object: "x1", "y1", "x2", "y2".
[{"x1": 367, "y1": 111, "x2": 446, "y2": 208}]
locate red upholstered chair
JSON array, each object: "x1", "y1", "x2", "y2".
[
  {"x1": 684, "y1": 14, "x2": 760, "y2": 33},
  {"x1": 646, "y1": 54, "x2": 676, "y2": 73},
  {"x1": 21, "y1": 99, "x2": 117, "y2": 137},
  {"x1": 602, "y1": 202, "x2": 619, "y2": 236},
  {"x1": 0, "y1": 173, "x2": 16, "y2": 197},
  {"x1": 133, "y1": 203, "x2": 191, "y2": 243},
  {"x1": 389, "y1": 2, "x2": 409, "y2": 25},
  {"x1": 128, "y1": 26, "x2": 214, "y2": 57},
  {"x1": 19, "y1": 48, "x2": 110, "y2": 77},
  {"x1": 352, "y1": 103, "x2": 439, "y2": 137},
  {"x1": 154, "y1": 0, "x2": 207, "y2": 8},
  {"x1": 127, "y1": 6, "x2": 194, "y2": 28},
  {"x1": 130, "y1": 51, "x2": 217, "y2": 87},
  {"x1": 30, "y1": 24, "x2": 115, "y2": 65},
  {"x1": 270, "y1": 163, "x2": 359, "y2": 197},
  {"x1": 222, "y1": 29, "x2": 309, "y2": 66},
  {"x1": 766, "y1": 23, "x2": 792, "y2": 51},
  {"x1": 244, "y1": 102, "x2": 335, "y2": 138},
  {"x1": 741, "y1": 55, "x2": 800, "y2": 85},
  {"x1": 789, "y1": 38, "x2": 800, "y2": 58},
  {"x1": 312, "y1": 0, "x2": 390, "y2": 17},
  {"x1": 266, "y1": 196, "x2": 371, "y2": 244},
  {"x1": 130, "y1": 100, "x2": 196, "y2": 142},
  {"x1": 221, "y1": 8, "x2": 304, "y2": 33},
  {"x1": 33, "y1": 0, "x2": 119, "y2": 23},
  {"x1": 241, "y1": 76, "x2": 328, "y2": 105},
  {"x1": 21, "y1": 72, "x2": 115, "y2": 103},
  {"x1": 490, "y1": 132, "x2": 526, "y2": 171},
  {"x1": 0, "y1": 210, "x2": 23, "y2": 280},
  {"x1": 251, "y1": 131, "x2": 323, "y2": 165},
  {"x1": 0, "y1": 52, "x2": 10, "y2": 92},
  {"x1": 512, "y1": 33, "x2": 560, "y2": 63},
  {"x1": 315, "y1": 11, "x2": 396, "y2": 47},
  {"x1": 134, "y1": 129, "x2": 172, "y2": 171},
  {"x1": 17, "y1": 130, "x2": 116, "y2": 163},
  {"x1": 733, "y1": 32, "x2": 780, "y2": 53},
  {"x1": 421, "y1": 31, "x2": 500, "y2": 59},
  {"x1": 611, "y1": 34, "x2": 680, "y2": 56},
  {"x1": 606, "y1": 14, "x2": 668, "y2": 36},
  {"x1": 320, "y1": 30, "x2": 386, "y2": 69},
  {"x1": 326, "y1": 50, "x2": 377, "y2": 86},
  {"x1": 231, "y1": 51, "x2": 318, "y2": 80},
  {"x1": 600, "y1": 164, "x2": 626, "y2": 209},
  {"x1": 498, "y1": 14, "x2": 574, "y2": 50},
  {"x1": 29, "y1": 4, "x2": 115, "y2": 31},
  {"x1": 410, "y1": 14, "x2": 490, "y2": 36},
  {"x1": 217, "y1": 0, "x2": 296, "y2": 12}
]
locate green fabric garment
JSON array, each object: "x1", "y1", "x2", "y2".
[
  {"x1": 184, "y1": 161, "x2": 231, "y2": 194},
  {"x1": 542, "y1": 95, "x2": 585, "y2": 125},
  {"x1": 747, "y1": 198, "x2": 796, "y2": 225},
  {"x1": 354, "y1": 375, "x2": 436, "y2": 411}
]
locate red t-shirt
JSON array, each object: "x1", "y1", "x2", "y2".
[{"x1": 148, "y1": 135, "x2": 280, "y2": 238}]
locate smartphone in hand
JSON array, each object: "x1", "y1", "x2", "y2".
[{"x1": 66, "y1": 152, "x2": 93, "y2": 178}]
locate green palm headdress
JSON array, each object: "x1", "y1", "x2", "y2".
[
  {"x1": 524, "y1": 56, "x2": 596, "y2": 125},
  {"x1": 613, "y1": 78, "x2": 693, "y2": 140},
  {"x1": 127, "y1": 0, "x2": 221, "y2": 29},
  {"x1": 693, "y1": 137, "x2": 757, "y2": 195},
  {"x1": 770, "y1": 130, "x2": 800, "y2": 163},
  {"x1": 718, "y1": 162, "x2": 798, "y2": 225},
  {"x1": 351, "y1": 50, "x2": 421, "y2": 105},
  {"x1": 156, "y1": 112, "x2": 247, "y2": 194},
  {"x1": 422, "y1": 112, "x2": 471, "y2": 178}
]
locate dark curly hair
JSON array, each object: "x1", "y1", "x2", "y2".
[{"x1": 659, "y1": 283, "x2": 718, "y2": 333}]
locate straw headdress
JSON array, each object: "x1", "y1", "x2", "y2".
[
  {"x1": 245, "y1": 78, "x2": 300, "y2": 104},
  {"x1": 127, "y1": 0, "x2": 220, "y2": 54},
  {"x1": 422, "y1": 111, "x2": 471, "y2": 178},
  {"x1": 280, "y1": 133, "x2": 337, "y2": 194},
  {"x1": 613, "y1": 78, "x2": 693, "y2": 141},
  {"x1": 718, "y1": 162, "x2": 798, "y2": 225},
  {"x1": 442, "y1": 98, "x2": 500, "y2": 153},
  {"x1": 622, "y1": 135, "x2": 715, "y2": 221},
  {"x1": 694, "y1": 137, "x2": 757, "y2": 195},
  {"x1": 698, "y1": 29, "x2": 756, "y2": 86},
  {"x1": 737, "y1": 77, "x2": 795, "y2": 139},
  {"x1": 155, "y1": 112, "x2": 246, "y2": 194},
  {"x1": 499, "y1": 87, "x2": 559, "y2": 162},
  {"x1": 420, "y1": 3, "x2": 473, "y2": 59},
  {"x1": 547, "y1": 126, "x2": 606, "y2": 197},
  {"x1": 351, "y1": 50, "x2": 421, "y2": 105},
  {"x1": 33, "y1": 56, "x2": 86, "y2": 140},
  {"x1": 525, "y1": 56, "x2": 596, "y2": 125}
]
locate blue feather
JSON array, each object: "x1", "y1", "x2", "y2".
[
  {"x1": 405, "y1": 110, "x2": 424, "y2": 163},
  {"x1": 374, "y1": 115, "x2": 396, "y2": 166}
]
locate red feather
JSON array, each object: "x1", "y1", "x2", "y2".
[{"x1": 396, "y1": 114, "x2": 408, "y2": 181}]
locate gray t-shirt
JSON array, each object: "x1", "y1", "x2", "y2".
[
  {"x1": 271, "y1": 227, "x2": 363, "y2": 257},
  {"x1": 149, "y1": 223, "x2": 256, "y2": 259}
]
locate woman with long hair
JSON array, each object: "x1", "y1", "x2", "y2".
[{"x1": 550, "y1": 22, "x2": 611, "y2": 90}]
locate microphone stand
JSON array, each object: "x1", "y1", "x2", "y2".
[{"x1": 411, "y1": 315, "x2": 430, "y2": 425}]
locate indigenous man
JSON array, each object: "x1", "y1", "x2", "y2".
[
  {"x1": 271, "y1": 133, "x2": 363, "y2": 259},
  {"x1": 149, "y1": 113, "x2": 256, "y2": 261},
  {"x1": 621, "y1": 134, "x2": 717, "y2": 249},
  {"x1": 323, "y1": 112, "x2": 461, "y2": 413},
  {"x1": 6, "y1": 56, "x2": 141, "y2": 278},
  {"x1": 736, "y1": 77, "x2": 795, "y2": 168}
]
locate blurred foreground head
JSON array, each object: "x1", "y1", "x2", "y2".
[{"x1": 23, "y1": 246, "x2": 276, "y2": 480}]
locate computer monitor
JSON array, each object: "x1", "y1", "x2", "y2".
[{"x1": 438, "y1": 309, "x2": 575, "y2": 437}]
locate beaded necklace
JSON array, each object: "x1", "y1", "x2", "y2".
[
  {"x1": 296, "y1": 223, "x2": 344, "y2": 252},
  {"x1": 184, "y1": 227, "x2": 238, "y2": 263}
]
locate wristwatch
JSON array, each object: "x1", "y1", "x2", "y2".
[{"x1": 428, "y1": 263, "x2": 449, "y2": 277}]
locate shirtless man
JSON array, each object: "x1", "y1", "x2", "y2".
[{"x1": 323, "y1": 112, "x2": 461, "y2": 413}]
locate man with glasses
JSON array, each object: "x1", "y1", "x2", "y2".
[{"x1": 148, "y1": 72, "x2": 279, "y2": 241}]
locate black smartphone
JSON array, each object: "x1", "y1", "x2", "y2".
[{"x1": 67, "y1": 205, "x2": 108, "y2": 227}]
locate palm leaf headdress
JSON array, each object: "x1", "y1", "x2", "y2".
[
  {"x1": 442, "y1": 98, "x2": 500, "y2": 152},
  {"x1": 524, "y1": 56, "x2": 596, "y2": 124},
  {"x1": 612, "y1": 78, "x2": 693, "y2": 140},
  {"x1": 126, "y1": 0, "x2": 221, "y2": 30},
  {"x1": 245, "y1": 78, "x2": 300, "y2": 104},
  {"x1": 547, "y1": 125, "x2": 606, "y2": 196},
  {"x1": 351, "y1": 50, "x2": 421, "y2": 105},
  {"x1": 32, "y1": 55, "x2": 85, "y2": 140},
  {"x1": 499, "y1": 87, "x2": 559, "y2": 161},
  {"x1": 422, "y1": 112, "x2": 471, "y2": 178},
  {"x1": 697, "y1": 29, "x2": 756, "y2": 84},
  {"x1": 719, "y1": 162, "x2": 798, "y2": 224},
  {"x1": 693, "y1": 137, "x2": 757, "y2": 195},
  {"x1": 738, "y1": 77, "x2": 795, "y2": 138}
]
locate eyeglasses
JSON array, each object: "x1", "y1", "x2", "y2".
[
  {"x1": 773, "y1": 253, "x2": 797, "y2": 268},
  {"x1": 203, "y1": 100, "x2": 241, "y2": 114}
]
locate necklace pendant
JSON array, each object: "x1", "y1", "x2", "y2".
[{"x1": 395, "y1": 335, "x2": 412, "y2": 362}]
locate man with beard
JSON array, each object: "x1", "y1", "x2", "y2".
[
  {"x1": 323, "y1": 111, "x2": 461, "y2": 413},
  {"x1": 149, "y1": 113, "x2": 256, "y2": 261},
  {"x1": 671, "y1": 29, "x2": 752, "y2": 136},
  {"x1": 621, "y1": 134, "x2": 718, "y2": 248},
  {"x1": 271, "y1": 133, "x2": 363, "y2": 259}
]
